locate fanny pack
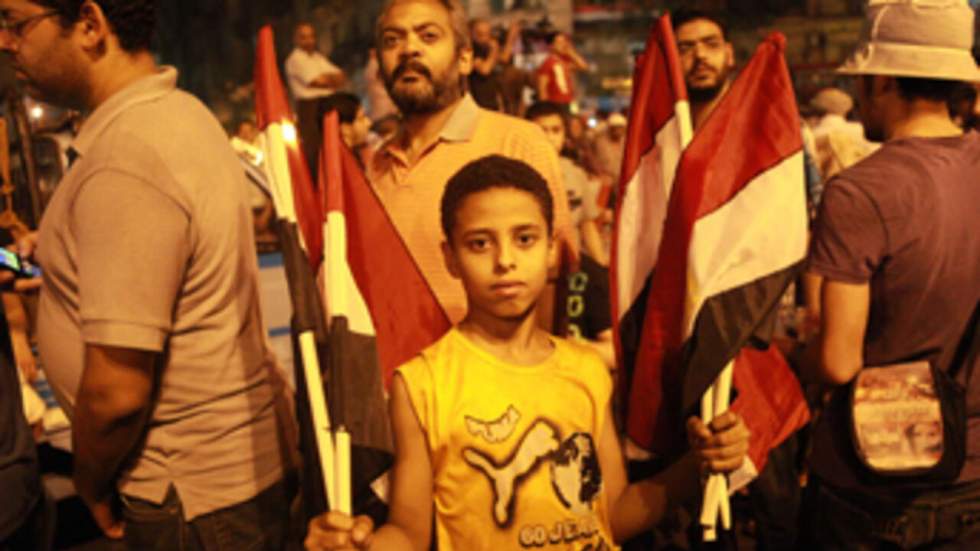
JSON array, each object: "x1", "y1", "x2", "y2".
[{"x1": 850, "y1": 303, "x2": 978, "y2": 485}]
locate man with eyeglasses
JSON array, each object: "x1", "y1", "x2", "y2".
[{"x1": 0, "y1": 1, "x2": 293, "y2": 549}]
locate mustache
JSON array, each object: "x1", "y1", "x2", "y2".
[
  {"x1": 392, "y1": 59, "x2": 432, "y2": 82},
  {"x1": 690, "y1": 62, "x2": 718, "y2": 75}
]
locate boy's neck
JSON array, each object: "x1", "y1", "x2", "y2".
[{"x1": 458, "y1": 307, "x2": 554, "y2": 366}]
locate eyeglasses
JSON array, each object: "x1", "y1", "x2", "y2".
[{"x1": 0, "y1": 10, "x2": 58, "y2": 39}]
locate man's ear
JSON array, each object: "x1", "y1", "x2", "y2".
[
  {"x1": 457, "y1": 46, "x2": 474, "y2": 77},
  {"x1": 724, "y1": 42, "x2": 735, "y2": 70},
  {"x1": 442, "y1": 240, "x2": 461, "y2": 279},
  {"x1": 77, "y1": 0, "x2": 112, "y2": 52}
]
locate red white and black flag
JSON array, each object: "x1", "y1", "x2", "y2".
[
  {"x1": 611, "y1": 13, "x2": 692, "y2": 455},
  {"x1": 319, "y1": 117, "x2": 451, "y2": 388},
  {"x1": 614, "y1": 28, "x2": 810, "y2": 483}
]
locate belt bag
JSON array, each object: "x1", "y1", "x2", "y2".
[
  {"x1": 851, "y1": 361, "x2": 966, "y2": 483},
  {"x1": 850, "y1": 302, "x2": 978, "y2": 485}
]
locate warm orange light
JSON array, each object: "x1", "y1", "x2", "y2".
[{"x1": 281, "y1": 122, "x2": 298, "y2": 145}]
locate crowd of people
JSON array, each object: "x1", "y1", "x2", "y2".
[{"x1": 0, "y1": 0, "x2": 979, "y2": 550}]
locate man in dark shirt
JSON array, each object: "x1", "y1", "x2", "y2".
[
  {"x1": 804, "y1": 1, "x2": 980, "y2": 547},
  {"x1": 0, "y1": 270, "x2": 47, "y2": 551}
]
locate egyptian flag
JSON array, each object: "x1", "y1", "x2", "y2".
[
  {"x1": 611, "y1": 13, "x2": 691, "y2": 451},
  {"x1": 319, "y1": 119, "x2": 452, "y2": 387},
  {"x1": 254, "y1": 25, "x2": 323, "y2": 268},
  {"x1": 619, "y1": 32, "x2": 810, "y2": 480}
]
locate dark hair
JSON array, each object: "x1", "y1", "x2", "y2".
[
  {"x1": 35, "y1": 0, "x2": 156, "y2": 52},
  {"x1": 895, "y1": 77, "x2": 962, "y2": 104},
  {"x1": 671, "y1": 8, "x2": 728, "y2": 41},
  {"x1": 316, "y1": 92, "x2": 362, "y2": 125},
  {"x1": 524, "y1": 101, "x2": 566, "y2": 124},
  {"x1": 440, "y1": 155, "x2": 554, "y2": 240}
]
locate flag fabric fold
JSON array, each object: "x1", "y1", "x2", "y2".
[
  {"x1": 254, "y1": 25, "x2": 323, "y2": 269},
  {"x1": 616, "y1": 29, "x2": 810, "y2": 482},
  {"x1": 611, "y1": 13, "x2": 691, "y2": 455},
  {"x1": 320, "y1": 115, "x2": 451, "y2": 386}
]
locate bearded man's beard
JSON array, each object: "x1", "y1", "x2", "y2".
[
  {"x1": 689, "y1": 83, "x2": 726, "y2": 103},
  {"x1": 383, "y1": 58, "x2": 463, "y2": 115}
]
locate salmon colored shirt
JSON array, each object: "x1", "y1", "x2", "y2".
[{"x1": 366, "y1": 94, "x2": 572, "y2": 323}]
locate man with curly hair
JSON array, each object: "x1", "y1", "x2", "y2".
[{"x1": 0, "y1": 1, "x2": 293, "y2": 549}]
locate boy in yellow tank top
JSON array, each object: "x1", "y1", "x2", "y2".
[{"x1": 306, "y1": 155, "x2": 750, "y2": 550}]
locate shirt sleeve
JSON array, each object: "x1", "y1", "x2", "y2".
[
  {"x1": 71, "y1": 170, "x2": 190, "y2": 351},
  {"x1": 284, "y1": 54, "x2": 305, "y2": 95},
  {"x1": 808, "y1": 177, "x2": 887, "y2": 283}
]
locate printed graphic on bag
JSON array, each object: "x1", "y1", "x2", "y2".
[{"x1": 852, "y1": 362, "x2": 944, "y2": 472}]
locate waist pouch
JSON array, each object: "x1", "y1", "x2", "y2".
[{"x1": 850, "y1": 361, "x2": 966, "y2": 486}]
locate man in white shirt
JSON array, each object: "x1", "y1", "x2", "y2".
[{"x1": 285, "y1": 22, "x2": 347, "y2": 175}]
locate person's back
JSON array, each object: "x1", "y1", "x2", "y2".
[
  {"x1": 809, "y1": 132, "x2": 980, "y2": 489},
  {"x1": 819, "y1": 133, "x2": 979, "y2": 372}
]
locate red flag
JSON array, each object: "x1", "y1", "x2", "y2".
[
  {"x1": 611, "y1": 13, "x2": 691, "y2": 454},
  {"x1": 254, "y1": 25, "x2": 323, "y2": 268},
  {"x1": 319, "y1": 114, "x2": 450, "y2": 386},
  {"x1": 619, "y1": 31, "x2": 810, "y2": 481}
]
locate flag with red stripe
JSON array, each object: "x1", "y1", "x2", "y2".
[
  {"x1": 254, "y1": 25, "x2": 323, "y2": 269},
  {"x1": 611, "y1": 13, "x2": 691, "y2": 454},
  {"x1": 319, "y1": 117, "x2": 451, "y2": 387},
  {"x1": 618, "y1": 30, "x2": 810, "y2": 481}
]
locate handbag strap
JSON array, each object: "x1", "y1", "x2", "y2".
[{"x1": 949, "y1": 300, "x2": 980, "y2": 380}]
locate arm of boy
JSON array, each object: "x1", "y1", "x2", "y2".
[
  {"x1": 305, "y1": 375, "x2": 433, "y2": 551},
  {"x1": 598, "y1": 406, "x2": 750, "y2": 543}
]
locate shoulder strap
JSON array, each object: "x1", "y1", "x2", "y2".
[{"x1": 949, "y1": 300, "x2": 980, "y2": 380}]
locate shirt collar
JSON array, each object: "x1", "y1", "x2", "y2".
[
  {"x1": 439, "y1": 93, "x2": 480, "y2": 143},
  {"x1": 71, "y1": 66, "x2": 178, "y2": 159},
  {"x1": 381, "y1": 93, "x2": 481, "y2": 162}
]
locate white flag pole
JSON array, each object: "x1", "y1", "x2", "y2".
[{"x1": 264, "y1": 121, "x2": 338, "y2": 510}]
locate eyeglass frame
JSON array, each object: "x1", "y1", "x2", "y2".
[{"x1": 0, "y1": 10, "x2": 59, "y2": 40}]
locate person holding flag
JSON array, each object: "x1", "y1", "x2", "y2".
[
  {"x1": 612, "y1": 8, "x2": 811, "y2": 546},
  {"x1": 305, "y1": 155, "x2": 751, "y2": 551}
]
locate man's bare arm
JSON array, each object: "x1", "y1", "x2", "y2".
[
  {"x1": 73, "y1": 344, "x2": 157, "y2": 536},
  {"x1": 814, "y1": 279, "x2": 869, "y2": 385},
  {"x1": 312, "y1": 71, "x2": 347, "y2": 89}
]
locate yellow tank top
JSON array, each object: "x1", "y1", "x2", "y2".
[{"x1": 398, "y1": 328, "x2": 619, "y2": 551}]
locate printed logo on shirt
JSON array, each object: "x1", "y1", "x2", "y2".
[
  {"x1": 466, "y1": 405, "x2": 522, "y2": 444},
  {"x1": 462, "y1": 415, "x2": 610, "y2": 548}
]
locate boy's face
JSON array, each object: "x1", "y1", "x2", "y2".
[
  {"x1": 531, "y1": 114, "x2": 566, "y2": 154},
  {"x1": 443, "y1": 187, "x2": 556, "y2": 321}
]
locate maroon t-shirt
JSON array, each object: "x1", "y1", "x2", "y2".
[{"x1": 808, "y1": 132, "x2": 980, "y2": 491}]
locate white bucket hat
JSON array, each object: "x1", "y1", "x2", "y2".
[{"x1": 837, "y1": 0, "x2": 980, "y2": 82}]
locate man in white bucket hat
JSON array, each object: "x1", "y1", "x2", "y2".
[{"x1": 804, "y1": 0, "x2": 980, "y2": 547}]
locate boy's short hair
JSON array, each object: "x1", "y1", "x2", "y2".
[
  {"x1": 524, "y1": 101, "x2": 567, "y2": 123},
  {"x1": 440, "y1": 155, "x2": 554, "y2": 241}
]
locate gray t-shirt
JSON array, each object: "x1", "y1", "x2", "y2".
[
  {"x1": 36, "y1": 68, "x2": 284, "y2": 520},
  {"x1": 808, "y1": 132, "x2": 980, "y2": 491}
]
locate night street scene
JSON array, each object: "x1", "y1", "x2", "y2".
[{"x1": 0, "y1": 0, "x2": 979, "y2": 550}]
